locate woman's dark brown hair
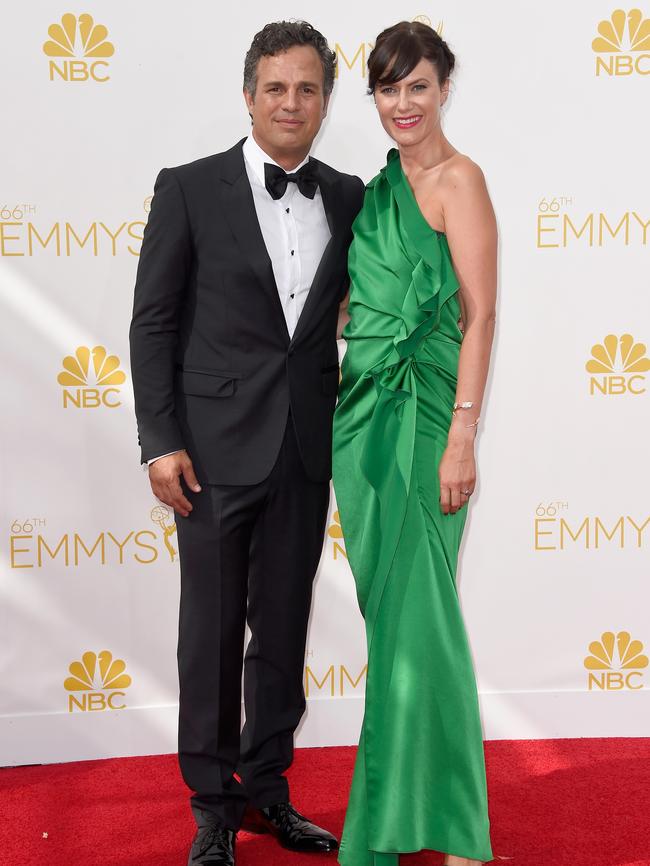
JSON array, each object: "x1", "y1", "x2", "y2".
[{"x1": 367, "y1": 21, "x2": 455, "y2": 93}]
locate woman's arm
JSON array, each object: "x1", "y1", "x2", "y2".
[
  {"x1": 438, "y1": 158, "x2": 498, "y2": 515},
  {"x1": 337, "y1": 289, "x2": 351, "y2": 339}
]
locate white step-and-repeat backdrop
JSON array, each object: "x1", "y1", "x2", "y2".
[{"x1": 1, "y1": 1, "x2": 649, "y2": 766}]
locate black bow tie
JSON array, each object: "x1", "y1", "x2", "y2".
[{"x1": 264, "y1": 161, "x2": 319, "y2": 201}]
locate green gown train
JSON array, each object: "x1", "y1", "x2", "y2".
[{"x1": 332, "y1": 149, "x2": 493, "y2": 865}]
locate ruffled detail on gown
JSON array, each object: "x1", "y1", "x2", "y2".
[
  {"x1": 362, "y1": 149, "x2": 459, "y2": 394},
  {"x1": 357, "y1": 150, "x2": 460, "y2": 621}
]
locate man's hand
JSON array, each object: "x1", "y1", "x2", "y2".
[{"x1": 149, "y1": 450, "x2": 201, "y2": 518}]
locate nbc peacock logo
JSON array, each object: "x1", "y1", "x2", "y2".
[
  {"x1": 585, "y1": 631, "x2": 648, "y2": 690},
  {"x1": 43, "y1": 13, "x2": 115, "y2": 82},
  {"x1": 327, "y1": 510, "x2": 347, "y2": 561},
  {"x1": 57, "y1": 345, "x2": 127, "y2": 408},
  {"x1": 65, "y1": 650, "x2": 132, "y2": 712},
  {"x1": 592, "y1": 9, "x2": 650, "y2": 76},
  {"x1": 586, "y1": 333, "x2": 649, "y2": 395}
]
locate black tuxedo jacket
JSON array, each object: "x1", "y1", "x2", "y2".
[{"x1": 129, "y1": 139, "x2": 365, "y2": 484}]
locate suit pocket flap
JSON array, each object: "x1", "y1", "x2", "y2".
[
  {"x1": 321, "y1": 365, "x2": 340, "y2": 396},
  {"x1": 178, "y1": 369, "x2": 239, "y2": 397}
]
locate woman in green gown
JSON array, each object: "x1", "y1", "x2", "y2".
[{"x1": 333, "y1": 22, "x2": 497, "y2": 866}]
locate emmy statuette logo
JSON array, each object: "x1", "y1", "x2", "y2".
[{"x1": 151, "y1": 505, "x2": 177, "y2": 562}]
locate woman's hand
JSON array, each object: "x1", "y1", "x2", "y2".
[{"x1": 438, "y1": 423, "x2": 476, "y2": 514}]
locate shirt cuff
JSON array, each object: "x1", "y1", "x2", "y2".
[{"x1": 147, "y1": 450, "x2": 183, "y2": 466}]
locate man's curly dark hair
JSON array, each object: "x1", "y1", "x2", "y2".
[{"x1": 243, "y1": 20, "x2": 337, "y2": 98}]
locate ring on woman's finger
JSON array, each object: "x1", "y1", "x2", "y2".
[{"x1": 462, "y1": 489, "x2": 471, "y2": 496}]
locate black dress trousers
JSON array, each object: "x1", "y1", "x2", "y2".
[{"x1": 175, "y1": 413, "x2": 330, "y2": 829}]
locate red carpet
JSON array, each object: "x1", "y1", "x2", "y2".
[{"x1": 1, "y1": 739, "x2": 649, "y2": 866}]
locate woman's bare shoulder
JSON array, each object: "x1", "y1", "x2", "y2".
[{"x1": 439, "y1": 152, "x2": 487, "y2": 190}]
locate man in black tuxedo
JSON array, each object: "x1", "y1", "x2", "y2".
[{"x1": 129, "y1": 20, "x2": 364, "y2": 866}]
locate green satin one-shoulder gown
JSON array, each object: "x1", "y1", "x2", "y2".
[{"x1": 332, "y1": 149, "x2": 493, "y2": 865}]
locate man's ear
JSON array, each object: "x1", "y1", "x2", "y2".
[
  {"x1": 243, "y1": 86, "x2": 255, "y2": 114},
  {"x1": 322, "y1": 92, "x2": 331, "y2": 119}
]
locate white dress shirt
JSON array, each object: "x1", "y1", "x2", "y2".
[
  {"x1": 148, "y1": 135, "x2": 331, "y2": 467},
  {"x1": 242, "y1": 134, "x2": 331, "y2": 337}
]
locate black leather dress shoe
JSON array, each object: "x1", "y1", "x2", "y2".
[
  {"x1": 242, "y1": 802, "x2": 339, "y2": 853},
  {"x1": 187, "y1": 818, "x2": 235, "y2": 865}
]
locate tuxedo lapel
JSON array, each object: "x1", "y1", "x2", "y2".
[
  {"x1": 218, "y1": 140, "x2": 290, "y2": 341},
  {"x1": 290, "y1": 167, "x2": 346, "y2": 345},
  {"x1": 319, "y1": 163, "x2": 346, "y2": 237}
]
